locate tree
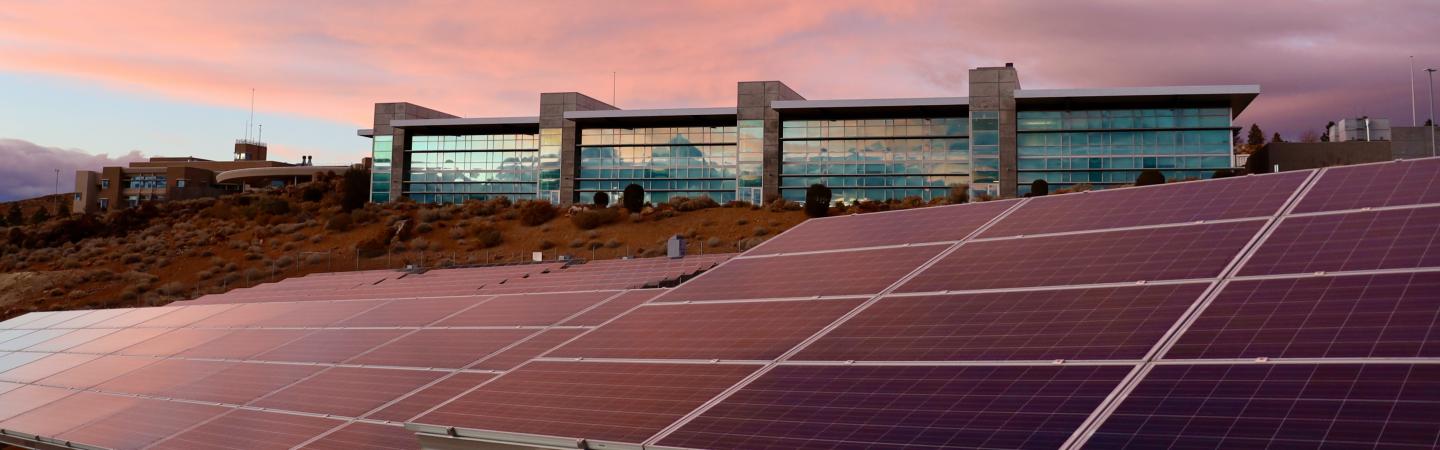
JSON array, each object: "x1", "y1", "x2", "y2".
[
  {"x1": 1246, "y1": 124, "x2": 1266, "y2": 147},
  {"x1": 946, "y1": 183, "x2": 969, "y2": 204},
  {"x1": 1271, "y1": 132, "x2": 1285, "y2": 143},
  {"x1": 1135, "y1": 170, "x2": 1166, "y2": 187},
  {"x1": 804, "y1": 184, "x2": 831, "y2": 218},
  {"x1": 6, "y1": 204, "x2": 21, "y2": 225},
  {"x1": 622, "y1": 184, "x2": 644, "y2": 212},
  {"x1": 1300, "y1": 129, "x2": 1322, "y2": 143},
  {"x1": 1030, "y1": 179, "x2": 1049, "y2": 197},
  {"x1": 1320, "y1": 121, "x2": 1335, "y2": 142},
  {"x1": 340, "y1": 168, "x2": 370, "y2": 212},
  {"x1": 593, "y1": 191, "x2": 610, "y2": 208},
  {"x1": 30, "y1": 205, "x2": 50, "y2": 224}
]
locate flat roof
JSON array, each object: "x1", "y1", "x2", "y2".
[
  {"x1": 357, "y1": 128, "x2": 374, "y2": 137},
  {"x1": 215, "y1": 165, "x2": 351, "y2": 183},
  {"x1": 391, "y1": 117, "x2": 540, "y2": 127},
  {"x1": 1015, "y1": 85, "x2": 1261, "y2": 116},
  {"x1": 772, "y1": 97, "x2": 969, "y2": 110},
  {"x1": 564, "y1": 107, "x2": 736, "y2": 120}
]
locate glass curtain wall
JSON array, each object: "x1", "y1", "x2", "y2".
[
  {"x1": 577, "y1": 126, "x2": 739, "y2": 203},
  {"x1": 370, "y1": 135, "x2": 392, "y2": 203},
  {"x1": 1016, "y1": 108, "x2": 1232, "y2": 194},
  {"x1": 402, "y1": 134, "x2": 540, "y2": 204},
  {"x1": 779, "y1": 117, "x2": 969, "y2": 203}
]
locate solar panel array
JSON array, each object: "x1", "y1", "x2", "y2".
[
  {"x1": 2, "y1": 157, "x2": 1439, "y2": 449},
  {"x1": 0, "y1": 256, "x2": 721, "y2": 450}
]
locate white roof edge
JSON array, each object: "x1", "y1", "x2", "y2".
[
  {"x1": 565, "y1": 107, "x2": 737, "y2": 119},
  {"x1": 392, "y1": 116, "x2": 540, "y2": 127},
  {"x1": 1014, "y1": 85, "x2": 1261, "y2": 99},
  {"x1": 772, "y1": 97, "x2": 969, "y2": 109}
]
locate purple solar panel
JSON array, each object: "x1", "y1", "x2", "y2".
[
  {"x1": 38, "y1": 355, "x2": 157, "y2": 389},
  {"x1": 115, "y1": 328, "x2": 232, "y2": 356},
  {"x1": 88, "y1": 306, "x2": 179, "y2": 328},
  {"x1": 659, "y1": 364, "x2": 1131, "y2": 450},
  {"x1": 17, "y1": 327, "x2": 115, "y2": 352},
  {"x1": 65, "y1": 327, "x2": 170, "y2": 355},
  {"x1": 796, "y1": 284, "x2": 1208, "y2": 362},
  {"x1": 96, "y1": 359, "x2": 235, "y2": 397},
  {"x1": 251, "y1": 367, "x2": 444, "y2": 417},
  {"x1": 252, "y1": 329, "x2": 409, "y2": 364},
  {"x1": 56, "y1": 398, "x2": 230, "y2": 449},
  {"x1": 1086, "y1": 363, "x2": 1440, "y2": 449},
  {"x1": 1239, "y1": 207, "x2": 1440, "y2": 276},
  {"x1": 150, "y1": 409, "x2": 345, "y2": 450},
  {"x1": 550, "y1": 299, "x2": 863, "y2": 360},
  {"x1": 558, "y1": 289, "x2": 665, "y2": 326},
  {"x1": 0, "y1": 391, "x2": 140, "y2": 437},
  {"x1": 336, "y1": 296, "x2": 489, "y2": 327},
  {"x1": 750, "y1": 200, "x2": 1017, "y2": 255},
  {"x1": 901, "y1": 221, "x2": 1262, "y2": 292},
  {"x1": 983, "y1": 171, "x2": 1309, "y2": 238},
  {"x1": 1294, "y1": 157, "x2": 1440, "y2": 213},
  {"x1": 348, "y1": 329, "x2": 535, "y2": 369},
  {"x1": 662, "y1": 245, "x2": 946, "y2": 302},
  {"x1": 366, "y1": 371, "x2": 496, "y2": 422},
  {"x1": 166, "y1": 362, "x2": 323, "y2": 404},
  {"x1": 0, "y1": 329, "x2": 71, "y2": 351},
  {"x1": 415, "y1": 361, "x2": 759, "y2": 443},
  {"x1": 1168, "y1": 273, "x2": 1440, "y2": 359},
  {"x1": 0, "y1": 352, "x2": 46, "y2": 373},
  {"x1": 301, "y1": 421, "x2": 418, "y2": 450},
  {"x1": 0, "y1": 353, "x2": 98, "y2": 383},
  {"x1": 0, "y1": 385, "x2": 74, "y2": 422},
  {"x1": 434, "y1": 291, "x2": 617, "y2": 327},
  {"x1": 471, "y1": 328, "x2": 587, "y2": 371},
  {"x1": 133, "y1": 304, "x2": 238, "y2": 327},
  {"x1": 177, "y1": 328, "x2": 313, "y2": 360}
]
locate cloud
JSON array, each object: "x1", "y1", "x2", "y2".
[
  {"x1": 0, "y1": 138, "x2": 146, "y2": 201},
  {"x1": 0, "y1": 0, "x2": 1437, "y2": 140}
]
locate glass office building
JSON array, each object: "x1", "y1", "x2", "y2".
[{"x1": 362, "y1": 65, "x2": 1256, "y2": 204}]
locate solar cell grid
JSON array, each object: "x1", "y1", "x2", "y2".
[
  {"x1": 251, "y1": 367, "x2": 444, "y2": 417},
  {"x1": 46, "y1": 308, "x2": 132, "y2": 329},
  {"x1": 471, "y1": 328, "x2": 587, "y2": 371},
  {"x1": 135, "y1": 304, "x2": 237, "y2": 327},
  {"x1": 0, "y1": 385, "x2": 74, "y2": 422},
  {"x1": 14, "y1": 310, "x2": 95, "y2": 329},
  {"x1": 658, "y1": 364, "x2": 1132, "y2": 450},
  {"x1": 348, "y1": 328, "x2": 536, "y2": 369},
  {"x1": 166, "y1": 362, "x2": 323, "y2": 405},
  {"x1": 37, "y1": 355, "x2": 157, "y2": 389},
  {"x1": 662, "y1": 245, "x2": 945, "y2": 302},
  {"x1": 252, "y1": 328, "x2": 409, "y2": 364},
  {"x1": 300, "y1": 422, "x2": 418, "y2": 450},
  {"x1": 900, "y1": 221, "x2": 1263, "y2": 292},
  {"x1": 549, "y1": 299, "x2": 864, "y2": 361},
  {"x1": 0, "y1": 352, "x2": 52, "y2": 373},
  {"x1": 96, "y1": 359, "x2": 235, "y2": 397},
  {"x1": 796, "y1": 284, "x2": 1208, "y2": 362},
  {"x1": 1239, "y1": 207, "x2": 1440, "y2": 276},
  {"x1": 336, "y1": 295, "x2": 490, "y2": 327},
  {"x1": 983, "y1": 171, "x2": 1309, "y2": 238},
  {"x1": 1167, "y1": 273, "x2": 1440, "y2": 359},
  {"x1": 176, "y1": 328, "x2": 313, "y2": 360},
  {"x1": 366, "y1": 371, "x2": 496, "y2": 422},
  {"x1": 1294, "y1": 157, "x2": 1440, "y2": 213},
  {"x1": 0, "y1": 352, "x2": 98, "y2": 383},
  {"x1": 0, "y1": 329, "x2": 32, "y2": 344},
  {"x1": 21, "y1": 327, "x2": 116, "y2": 352},
  {"x1": 89, "y1": 306, "x2": 180, "y2": 328},
  {"x1": 64, "y1": 327, "x2": 170, "y2": 354},
  {"x1": 0, "y1": 312, "x2": 51, "y2": 330},
  {"x1": 116, "y1": 328, "x2": 230, "y2": 356},
  {"x1": 749, "y1": 200, "x2": 1017, "y2": 255},
  {"x1": 0, "y1": 329, "x2": 71, "y2": 351},
  {"x1": 1086, "y1": 363, "x2": 1440, "y2": 449},
  {"x1": 434, "y1": 291, "x2": 617, "y2": 327},
  {"x1": 558, "y1": 289, "x2": 665, "y2": 326},
  {"x1": 0, "y1": 391, "x2": 140, "y2": 437},
  {"x1": 55, "y1": 398, "x2": 230, "y2": 450},
  {"x1": 149, "y1": 409, "x2": 345, "y2": 450},
  {"x1": 415, "y1": 361, "x2": 759, "y2": 444}
]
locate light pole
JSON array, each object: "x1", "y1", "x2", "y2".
[{"x1": 1428, "y1": 68, "x2": 1437, "y2": 156}]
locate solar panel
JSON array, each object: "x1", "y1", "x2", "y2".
[
  {"x1": 434, "y1": 291, "x2": 618, "y2": 327},
  {"x1": 795, "y1": 284, "x2": 1208, "y2": 362},
  {"x1": 252, "y1": 329, "x2": 409, "y2": 364},
  {"x1": 165, "y1": 362, "x2": 322, "y2": 405},
  {"x1": 176, "y1": 328, "x2": 312, "y2": 360},
  {"x1": 251, "y1": 367, "x2": 445, "y2": 417},
  {"x1": 46, "y1": 308, "x2": 132, "y2": 329},
  {"x1": 662, "y1": 245, "x2": 947, "y2": 302},
  {"x1": 65, "y1": 327, "x2": 170, "y2": 355},
  {"x1": 0, "y1": 384, "x2": 73, "y2": 422},
  {"x1": 96, "y1": 359, "x2": 235, "y2": 397},
  {"x1": 414, "y1": 361, "x2": 759, "y2": 443},
  {"x1": 0, "y1": 353, "x2": 98, "y2": 383},
  {"x1": 336, "y1": 296, "x2": 489, "y2": 327},
  {"x1": 1293, "y1": 157, "x2": 1440, "y2": 213},
  {"x1": 115, "y1": 328, "x2": 231, "y2": 357},
  {"x1": 984, "y1": 171, "x2": 1309, "y2": 238},
  {"x1": 658, "y1": 364, "x2": 1132, "y2": 450},
  {"x1": 1086, "y1": 363, "x2": 1440, "y2": 449},
  {"x1": 901, "y1": 221, "x2": 1263, "y2": 292},
  {"x1": 55, "y1": 398, "x2": 230, "y2": 450},
  {"x1": 347, "y1": 329, "x2": 536, "y2": 369},
  {"x1": 0, "y1": 329, "x2": 71, "y2": 351},
  {"x1": 366, "y1": 372, "x2": 496, "y2": 422},
  {"x1": 1238, "y1": 207, "x2": 1440, "y2": 276},
  {"x1": 300, "y1": 421, "x2": 419, "y2": 450},
  {"x1": 89, "y1": 306, "x2": 180, "y2": 328},
  {"x1": 135, "y1": 304, "x2": 237, "y2": 328},
  {"x1": 14, "y1": 310, "x2": 96, "y2": 329},
  {"x1": 17, "y1": 327, "x2": 115, "y2": 352},
  {"x1": 149, "y1": 409, "x2": 345, "y2": 450},
  {"x1": 559, "y1": 289, "x2": 666, "y2": 326},
  {"x1": 748, "y1": 200, "x2": 1017, "y2": 255},
  {"x1": 0, "y1": 391, "x2": 141, "y2": 437},
  {"x1": 549, "y1": 299, "x2": 863, "y2": 360},
  {"x1": 471, "y1": 328, "x2": 587, "y2": 371},
  {"x1": 38, "y1": 355, "x2": 157, "y2": 389},
  {"x1": 0, "y1": 352, "x2": 46, "y2": 373},
  {"x1": 1166, "y1": 273, "x2": 1440, "y2": 359}
]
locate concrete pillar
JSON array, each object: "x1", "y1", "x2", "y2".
[
  {"x1": 538, "y1": 92, "x2": 616, "y2": 205},
  {"x1": 737, "y1": 81, "x2": 804, "y2": 203},
  {"x1": 968, "y1": 65, "x2": 1021, "y2": 198}
]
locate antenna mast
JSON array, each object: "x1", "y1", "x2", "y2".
[
  {"x1": 612, "y1": 72, "x2": 617, "y2": 106},
  {"x1": 247, "y1": 88, "x2": 256, "y2": 141}
]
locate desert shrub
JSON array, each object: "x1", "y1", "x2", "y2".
[
  {"x1": 300, "y1": 185, "x2": 326, "y2": 203},
  {"x1": 737, "y1": 237, "x2": 766, "y2": 251},
  {"x1": 326, "y1": 214, "x2": 353, "y2": 232},
  {"x1": 538, "y1": 240, "x2": 556, "y2": 250},
  {"x1": 587, "y1": 241, "x2": 604, "y2": 250},
  {"x1": 415, "y1": 222, "x2": 433, "y2": 234},
  {"x1": 753, "y1": 226, "x2": 770, "y2": 236},
  {"x1": 736, "y1": 218, "x2": 749, "y2": 226},
  {"x1": 672, "y1": 195, "x2": 719, "y2": 212},
  {"x1": 340, "y1": 168, "x2": 369, "y2": 212},
  {"x1": 805, "y1": 184, "x2": 831, "y2": 218},
  {"x1": 29, "y1": 206, "x2": 51, "y2": 225},
  {"x1": 1135, "y1": 170, "x2": 1165, "y2": 186},
  {"x1": 517, "y1": 200, "x2": 557, "y2": 226},
  {"x1": 419, "y1": 208, "x2": 446, "y2": 223},
  {"x1": 275, "y1": 255, "x2": 294, "y2": 269},
  {"x1": 568, "y1": 238, "x2": 586, "y2": 248},
  {"x1": 121, "y1": 253, "x2": 142, "y2": 264},
  {"x1": 571, "y1": 208, "x2": 622, "y2": 230},
  {"x1": 258, "y1": 198, "x2": 291, "y2": 216},
  {"x1": 448, "y1": 226, "x2": 466, "y2": 240},
  {"x1": 622, "y1": 184, "x2": 645, "y2": 212},
  {"x1": 604, "y1": 238, "x2": 622, "y2": 249},
  {"x1": 593, "y1": 191, "x2": 610, "y2": 207},
  {"x1": 157, "y1": 281, "x2": 187, "y2": 296},
  {"x1": 946, "y1": 183, "x2": 969, "y2": 204},
  {"x1": 221, "y1": 272, "x2": 242, "y2": 286},
  {"x1": 306, "y1": 253, "x2": 327, "y2": 265},
  {"x1": 652, "y1": 210, "x2": 675, "y2": 221},
  {"x1": 350, "y1": 208, "x2": 376, "y2": 225},
  {"x1": 473, "y1": 224, "x2": 503, "y2": 248},
  {"x1": 707, "y1": 236, "x2": 722, "y2": 247},
  {"x1": 197, "y1": 269, "x2": 215, "y2": 280}
]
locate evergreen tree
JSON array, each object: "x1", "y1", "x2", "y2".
[
  {"x1": 1271, "y1": 132, "x2": 1285, "y2": 143},
  {"x1": 5, "y1": 204, "x2": 21, "y2": 225},
  {"x1": 1246, "y1": 124, "x2": 1266, "y2": 146},
  {"x1": 804, "y1": 184, "x2": 831, "y2": 218},
  {"x1": 1135, "y1": 170, "x2": 1166, "y2": 187},
  {"x1": 30, "y1": 205, "x2": 50, "y2": 224}
]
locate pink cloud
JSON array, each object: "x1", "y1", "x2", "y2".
[
  {"x1": 0, "y1": 0, "x2": 1437, "y2": 138},
  {"x1": 0, "y1": 139, "x2": 147, "y2": 201}
]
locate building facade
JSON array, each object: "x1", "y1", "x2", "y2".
[{"x1": 360, "y1": 64, "x2": 1256, "y2": 204}]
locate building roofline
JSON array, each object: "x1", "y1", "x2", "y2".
[
  {"x1": 1014, "y1": 85, "x2": 1261, "y2": 99},
  {"x1": 357, "y1": 128, "x2": 374, "y2": 137},
  {"x1": 391, "y1": 117, "x2": 540, "y2": 127},
  {"x1": 564, "y1": 107, "x2": 736, "y2": 120},
  {"x1": 772, "y1": 97, "x2": 969, "y2": 110}
]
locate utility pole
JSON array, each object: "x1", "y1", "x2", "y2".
[{"x1": 1411, "y1": 56, "x2": 1418, "y2": 126}]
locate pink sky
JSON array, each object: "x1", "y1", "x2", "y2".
[{"x1": 0, "y1": 0, "x2": 1438, "y2": 173}]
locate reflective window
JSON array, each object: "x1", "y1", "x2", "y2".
[
  {"x1": 370, "y1": 135, "x2": 393, "y2": 203},
  {"x1": 1016, "y1": 108, "x2": 1233, "y2": 193},
  {"x1": 779, "y1": 117, "x2": 969, "y2": 203},
  {"x1": 578, "y1": 126, "x2": 738, "y2": 203},
  {"x1": 404, "y1": 134, "x2": 541, "y2": 204}
]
